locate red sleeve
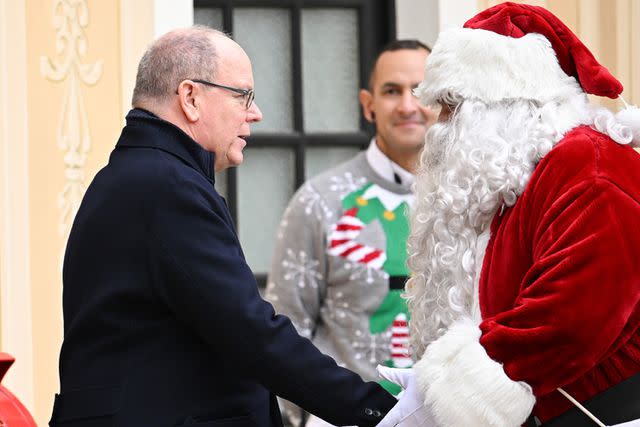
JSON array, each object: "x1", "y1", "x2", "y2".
[{"x1": 480, "y1": 176, "x2": 640, "y2": 395}]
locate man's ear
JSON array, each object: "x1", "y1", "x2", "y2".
[
  {"x1": 176, "y1": 80, "x2": 199, "y2": 123},
  {"x1": 359, "y1": 88, "x2": 375, "y2": 123}
]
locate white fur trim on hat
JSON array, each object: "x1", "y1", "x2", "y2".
[
  {"x1": 414, "y1": 318, "x2": 535, "y2": 427},
  {"x1": 417, "y1": 28, "x2": 583, "y2": 106}
]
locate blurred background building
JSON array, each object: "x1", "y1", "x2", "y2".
[{"x1": 0, "y1": 0, "x2": 638, "y2": 424}]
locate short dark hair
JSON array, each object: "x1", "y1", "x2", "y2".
[{"x1": 367, "y1": 39, "x2": 431, "y2": 89}]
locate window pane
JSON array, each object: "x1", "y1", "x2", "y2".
[
  {"x1": 234, "y1": 8, "x2": 293, "y2": 133},
  {"x1": 305, "y1": 146, "x2": 362, "y2": 180},
  {"x1": 194, "y1": 7, "x2": 223, "y2": 30},
  {"x1": 302, "y1": 9, "x2": 360, "y2": 133},
  {"x1": 238, "y1": 147, "x2": 295, "y2": 273}
]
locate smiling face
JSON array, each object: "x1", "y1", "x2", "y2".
[
  {"x1": 193, "y1": 36, "x2": 263, "y2": 171},
  {"x1": 359, "y1": 48, "x2": 436, "y2": 170}
]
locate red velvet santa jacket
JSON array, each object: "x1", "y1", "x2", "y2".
[{"x1": 415, "y1": 126, "x2": 640, "y2": 426}]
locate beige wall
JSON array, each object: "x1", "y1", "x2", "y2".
[
  {"x1": 27, "y1": 0, "x2": 123, "y2": 423},
  {"x1": 0, "y1": 0, "x2": 33, "y2": 414},
  {"x1": 0, "y1": 0, "x2": 187, "y2": 423},
  {"x1": 0, "y1": 0, "x2": 184, "y2": 423}
]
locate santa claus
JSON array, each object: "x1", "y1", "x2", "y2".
[{"x1": 377, "y1": 3, "x2": 640, "y2": 427}]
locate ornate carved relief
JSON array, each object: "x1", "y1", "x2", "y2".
[{"x1": 40, "y1": 0, "x2": 102, "y2": 266}]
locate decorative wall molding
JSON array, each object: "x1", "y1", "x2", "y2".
[{"x1": 40, "y1": 0, "x2": 103, "y2": 266}]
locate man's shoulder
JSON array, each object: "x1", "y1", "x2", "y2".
[
  {"x1": 548, "y1": 125, "x2": 640, "y2": 172},
  {"x1": 282, "y1": 151, "x2": 370, "y2": 222},
  {"x1": 534, "y1": 125, "x2": 640, "y2": 197},
  {"x1": 108, "y1": 145, "x2": 212, "y2": 199},
  {"x1": 111, "y1": 145, "x2": 170, "y2": 179},
  {"x1": 553, "y1": 125, "x2": 608, "y2": 152},
  {"x1": 304, "y1": 151, "x2": 369, "y2": 191}
]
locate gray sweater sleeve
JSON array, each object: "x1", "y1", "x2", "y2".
[
  {"x1": 265, "y1": 182, "x2": 330, "y2": 426},
  {"x1": 266, "y1": 182, "x2": 329, "y2": 334}
]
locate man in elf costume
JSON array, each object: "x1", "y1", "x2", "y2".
[
  {"x1": 265, "y1": 40, "x2": 437, "y2": 426},
  {"x1": 377, "y1": 3, "x2": 640, "y2": 427}
]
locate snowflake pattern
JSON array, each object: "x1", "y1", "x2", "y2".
[
  {"x1": 282, "y1": 249, "x2": 323, "y2": 289},
  {"x1": 324, "y1": 290, "x2": 350, "y2": 321},
  {"x1": 297, "y1": 183, "x2": 333, "y2": 222},
  {"x1": 293, "y1": 317, "x2": 314, "y2": 339},
  {"x1": 352, "y1": 328, "x2": 392, "y2": 364},
  {"x1": 276, "y1": 217, "x2": 288, "y2": 240},
  {"x1": 329, "y1": 172, "x2": 367, "y2": 198},
  {"x1": 345, "y1": 261, "x2": 389, "y2": 284}
]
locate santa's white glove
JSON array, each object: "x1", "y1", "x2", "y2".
[
  {"x1": 608, "y1": 420, "x2": 640, "y2": 427},
  {"x1": 376, "y1": 365, "x2": 437, "y2": 427}
]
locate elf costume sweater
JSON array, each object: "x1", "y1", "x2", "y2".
[{"x1": 266, "y1": 143, "x2": 414, "y2": 425}]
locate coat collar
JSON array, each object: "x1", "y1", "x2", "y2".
[{"x1": 117, "y1": 108, "x2": 216, "y2": 182}]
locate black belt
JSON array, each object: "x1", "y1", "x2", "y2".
[
  {"x1": 389, "y1": 275, "x2": 408, "y2": 290},
  {"x1": 525, "y1": 372, "x2": 640, "y2": 427}
]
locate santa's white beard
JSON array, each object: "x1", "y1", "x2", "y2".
[{"x1": 406, "y1": 96, "x2": 592, "y2": 357}]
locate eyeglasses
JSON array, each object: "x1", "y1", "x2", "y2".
[{"x1": 190, "y1": 79, "x2": 255, "y2": 109}]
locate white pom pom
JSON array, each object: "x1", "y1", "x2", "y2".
[{"x1": 615, "y1": 106, "x2": 640, "y2": 147}]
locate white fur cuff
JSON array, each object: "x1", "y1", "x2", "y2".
[{"x1": 414, "y1": 318, "x2": 535, "y2": 427}]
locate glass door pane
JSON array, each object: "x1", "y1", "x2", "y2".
[
  {"x1": 301, "y1": 9, "x2": 360, "y2": 133},
  {"x1": 234, "y1": 8, "x2": 293, "y2": 133},
  {"x1": 237, "y1": 147, "x2": 295, "y2": 273},
  {"x1": 194, "y1": 7, "x2": 223, "y2": 30}
]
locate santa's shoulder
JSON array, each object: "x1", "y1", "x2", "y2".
[{"x1": 536, "y1": 125, "x2": 640, "y2": 187}]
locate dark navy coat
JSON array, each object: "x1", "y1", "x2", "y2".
[{"x1": 50, "y1": 109, "x2": 395, "y2": 427}]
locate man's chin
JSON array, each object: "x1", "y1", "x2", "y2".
[
  {"x1": 394, "y1": 126, "x2": 425, "y2": 137},
  {"x1": 214, "y1": 155, "x2": 243, "y2": 173},
  {"x1": 389, "y1": 134, "x2": 426, "y2": 149},
  {"x1": 401, "y1": 142, "x2": 425, "y2": 155},
  {"x1": 227, "y1": 152, "x2": 244, "y2": 167}
]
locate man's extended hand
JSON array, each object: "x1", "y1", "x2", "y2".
[{"x1": 376, "y1": 365, "x2": 437, "y2": 427}]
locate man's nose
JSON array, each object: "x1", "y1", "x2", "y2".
[
  {"x1": 397, "y1": 91, "x2": 418, "y2": 115},
  {"x1": 247, "y1": 102, "x2": 263, "y2": 123}
]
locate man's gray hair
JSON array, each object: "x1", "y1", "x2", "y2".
[{"x1": 132, "y1": 26, "x2": 226, "y2": 106}]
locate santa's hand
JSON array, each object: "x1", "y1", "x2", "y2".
[{"x1": 376, "y1": 365, "x2": 437, "y2": 427}]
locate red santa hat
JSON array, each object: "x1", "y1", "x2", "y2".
[
  {"x1": 417, "y1": 2, "x2": 640, "y2": 144},
  {"x1": 417, "y1": 2, "x2": 621, "y2": 104}
]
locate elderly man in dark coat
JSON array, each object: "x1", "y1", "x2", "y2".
[{"x1": 49, "y1": 26, "x2": 395, "y2": 427}]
